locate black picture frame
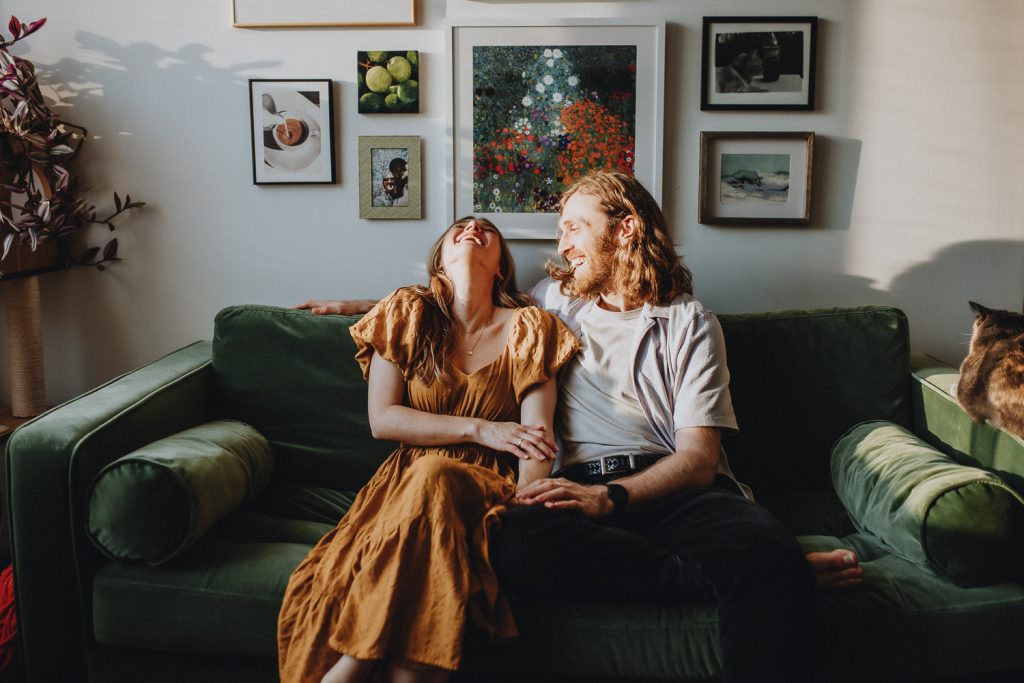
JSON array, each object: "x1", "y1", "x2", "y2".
[
  {"x1": 248, "y1": 79, "x2": 336, "y2": 185},
  {"x1": 701, "y1": 16, "x2": 818, "y2": 111}
]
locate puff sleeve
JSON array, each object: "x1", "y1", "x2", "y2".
[
  {"x1": 509, "y1": 307, "x2": 579, "y2": 403},
  {"x1": 349, "y1": 288, "x2": 424, "y2": 380}
]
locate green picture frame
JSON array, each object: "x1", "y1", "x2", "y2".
[{"x1": 358, "y1": 136, "x2": 422, "y2": 220}]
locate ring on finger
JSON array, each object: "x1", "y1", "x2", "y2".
[{"x1": 517, "y1": 438, "x2": 524, "y2": 448}]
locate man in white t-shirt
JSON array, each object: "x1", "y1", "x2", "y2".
[
  {"x1": 296, "y1": 171, "x2": 861, "y2": 682},
  {"x1": 486, "y1": 172, "x2": 813, "y2": 682}
]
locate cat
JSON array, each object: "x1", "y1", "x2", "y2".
[
  {"x1": 715, "y1": 51, "x2": 769, "y2": 93},
  {"x1": 957, "y1": 301, "x2": 1024, "y2": 439}
]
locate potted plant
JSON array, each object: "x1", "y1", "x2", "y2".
[{"x1": 0, "y1": 15, "x2": 143, "y2": 274}]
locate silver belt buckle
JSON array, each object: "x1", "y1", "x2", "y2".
[{"x1": 600, "y1": 453, "x2": 636, "y2": 475}]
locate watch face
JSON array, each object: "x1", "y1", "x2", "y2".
[{"x1": 607, "y1": 483, "x2": 628, "y2": 514}]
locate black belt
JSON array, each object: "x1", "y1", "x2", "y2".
[{"x1": 555, "y1": 453, "x2": 665, "y2": 480}]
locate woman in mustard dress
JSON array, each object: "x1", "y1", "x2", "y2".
[{"x1": 277, "y1": 217, "x2": 578, "y2": 683}]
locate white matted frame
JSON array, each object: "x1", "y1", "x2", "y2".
[
  {"x1": 447, "y1": 20, "x2": 665, "y2": 239},
  {"x1": 232, "y1": 0, "x2": 416, "y2": 28},
  {"x1": 358, "y1": 136, "x2": 423, "y2": 220},
  {"x1": 698, "y1": 131, "x2": 814, "y2": 225}
]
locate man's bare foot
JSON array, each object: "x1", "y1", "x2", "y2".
[{"x1": 807, "y1": 549, "x2": 863, "y2": 589}]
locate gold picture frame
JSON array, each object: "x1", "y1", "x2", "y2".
[{"x1": 232, "y1": 0, "x2": 416, "y2": 28}]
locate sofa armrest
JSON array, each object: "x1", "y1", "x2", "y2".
[
  {"x1": 910, "y1": 351, "x2": 1024, "y2": 489},
  {"x1": 5, "y1": 340, "x2": 215, "y2": 683}
]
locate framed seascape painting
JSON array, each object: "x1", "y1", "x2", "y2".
[
  {"x1": 232, "y1": 0, "x2": 416, "y2": 28},
  {"x1": 701, "y1": 17, "x2": 817, "y2": 111},
  {"x1": 358, "y1": 136, "x2": 422, "y2": 219},
  {"x1": 249, "y1": 79, "x2": 336, "y2": 185},
  {"x1": 448, "y1": 20, "x2": 665, "y2": 239},
  {"x1": 698, "y1": 131, "x2": 814, "y2": 226}
]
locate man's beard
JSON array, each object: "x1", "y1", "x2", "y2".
[{"x1": 567, "y1": 233, "x2": 617, "y2": 299}]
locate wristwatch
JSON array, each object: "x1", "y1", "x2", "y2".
[{"x1": 605, "y1": 483, "x2": 629, "y2": 518}]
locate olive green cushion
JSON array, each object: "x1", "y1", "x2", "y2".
[
  {"x1": 719, "y1": 306, "x2": 911, "y2": 497},
  {"x1": 832, "y1": 420, "x2": 1024, "y2": 586},
  {"x1": 212, "y1": 305, "x2": 395, "y2": 491},
  {"x1": 87, "y1": 420, "x2": 274, "y2": 565}
]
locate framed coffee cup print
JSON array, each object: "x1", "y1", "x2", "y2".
[
  {"x1": 698, "y1": 131, "x2": 814, "y2": 226},
  {"x1": 701, "y1": 17, "x2": 817, "y2": 110},
  {"x1": 249, "y1": 79, "x2": 336, "y2": 185},
  {"x1": 358, "y1": 136, "x2": 422, "y2": 219}
]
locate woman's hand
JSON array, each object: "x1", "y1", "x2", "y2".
[{"x1": 476, "y1": 421, "x2": 557, "y2": 461}]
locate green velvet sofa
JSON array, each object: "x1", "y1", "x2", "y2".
[{"x1": 7, "y1": 304, "x2": 1024, "y2": 683}]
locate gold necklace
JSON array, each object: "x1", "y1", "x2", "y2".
[{"x1": 463, "y1": 313, "x2": 496, "y2": 356}]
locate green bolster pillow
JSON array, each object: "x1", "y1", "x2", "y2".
[
  {"x1": 87, "y1": 420, "x2": 273, "y2": 565},
  {"x1": 832, "y1": 420, "x2": 1024, "y2": 586}
]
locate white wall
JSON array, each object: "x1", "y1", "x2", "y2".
[{"x1": 0, "y1": 0, "x2": 1021, "y2": 407}]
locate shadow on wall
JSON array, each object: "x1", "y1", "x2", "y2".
[
  {"x1": 888, "y1": 239, "x2": 1024, "y2": 367},
  {"x1": 709, "y1": 240, "x2": 1023, "y2": 371},
  {"x1": 810, "y1": 136, "x2": 862, "y2": 231},
  {"x1": 0, "y1": 31, "x2": 282, "y2": 405}
]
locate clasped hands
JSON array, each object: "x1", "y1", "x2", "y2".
[{"x1": 481, "y1": 422, "x2": 612, "y2": 518}]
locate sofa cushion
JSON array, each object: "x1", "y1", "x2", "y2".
[
  {"x1": 212, "y1": 305, "x2": 395, "y2": 491},
  {"x1": 87, "y1": 420, "x2": 274, "y2": 565},
  {"x1": 719, "y1": 306, "x2": 911, "y2": 496},
  {"x1": 832, "y1": 420, "x2": 1024, "y2": 586},
  {"x1": 92, "y1": 481, "x2": 351, "y2": 656}
]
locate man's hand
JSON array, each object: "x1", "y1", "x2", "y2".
[
  {"x1": 293, "y1": 299, "x2": 377, "y2": 316},
  {"x1": 515, "y1": 477, "x2": 614, "y2": 518}
]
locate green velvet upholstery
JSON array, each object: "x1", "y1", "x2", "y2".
[
  {"x1": 8, "y1": 305, "x2": 1024, "y2": 683},
  {"x1": 87, "y1": 420, "x2": 274, "y2": 565},
  {"x1": 718, "y1": 307, "x2": 912, "y2": 497},
  {"x1": 832, "y1": 420, "x2": 1024, "y2": 586},
  {"x1": 212, "y1": 305, "x2": 394, "y2": 490}
]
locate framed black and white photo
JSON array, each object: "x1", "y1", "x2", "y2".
[
  {"x1": 698, "y1": 131, "x2": 814, "y2": 225},
  {"x1": 701, "y1": 17, "x2": 817, "y2": 111},
  {"x1": 359, "y1": 136, "x2": 422, "y2": 219},
  {"x1": 249, "y1": 79, "x2": 336, "y2": 185},
  {"x1": 448, "y1": 19, "x2": 665, "y2": 239}
]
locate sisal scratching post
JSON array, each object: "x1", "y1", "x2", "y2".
[{"x1": 3, "y1": 275, "x2": 46, "y2": 417}]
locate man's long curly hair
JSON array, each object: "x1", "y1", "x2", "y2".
[
  {"x1": 547, "y1": 171, "x2": 693, "y2": 305},
  {"x1": 401, "y1": 216, "x2": 533, "y2": 385}
]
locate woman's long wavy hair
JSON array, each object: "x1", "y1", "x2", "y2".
[
  {"x1": 547, "y1": 171, "x2": 693, "y2": 305},
  {"x1": 403, "y1": 216, "x2": 533, "y2": 385}
]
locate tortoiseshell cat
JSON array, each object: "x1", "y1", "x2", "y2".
[{"x1": 957, "y1": 301, "x2": 1024, "y2": 439}]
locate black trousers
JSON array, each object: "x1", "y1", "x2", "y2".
[{"x1": 490, "y1": 475, "x2": 816, "y2": 683}]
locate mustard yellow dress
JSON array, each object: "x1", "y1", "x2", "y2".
[{"x1": 277, "y1": 288, "x2": 578, "y2": 681}]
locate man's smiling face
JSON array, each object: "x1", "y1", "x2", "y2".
[{"x1": 557, "y1": 192, "x2": 618, "y2": 299}]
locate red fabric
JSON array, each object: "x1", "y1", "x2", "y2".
[{"x1": 0, "y1": 564, "x2": 16, "y2": 674}]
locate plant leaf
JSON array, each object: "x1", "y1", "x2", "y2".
[
  {"x1": 102, "y1": 238, "x2": 118, "y2": 260},
  {"x1": 2, "y1": 233, "x2": 14, "y2": 261},
  {"x1": 24, "y1": 18, "x2": 46, "y2": 37},
  {"x1": 80, "y1": 246, "x2": 99, "y2": 264},
  {"x1": 8, "y1": 16, "x2": 21, "y2": 39},
  {"x1": 113, "y1": 191, "x2": 121, "y2": 212}
]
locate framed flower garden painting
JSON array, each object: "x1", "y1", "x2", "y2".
[{"x1": 447, "y1": 20, "x2": 665, "y2": 239}]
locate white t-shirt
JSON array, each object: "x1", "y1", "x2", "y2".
[{"x1": 558, "y1": 304, "x2": 665, "y2": 466}]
